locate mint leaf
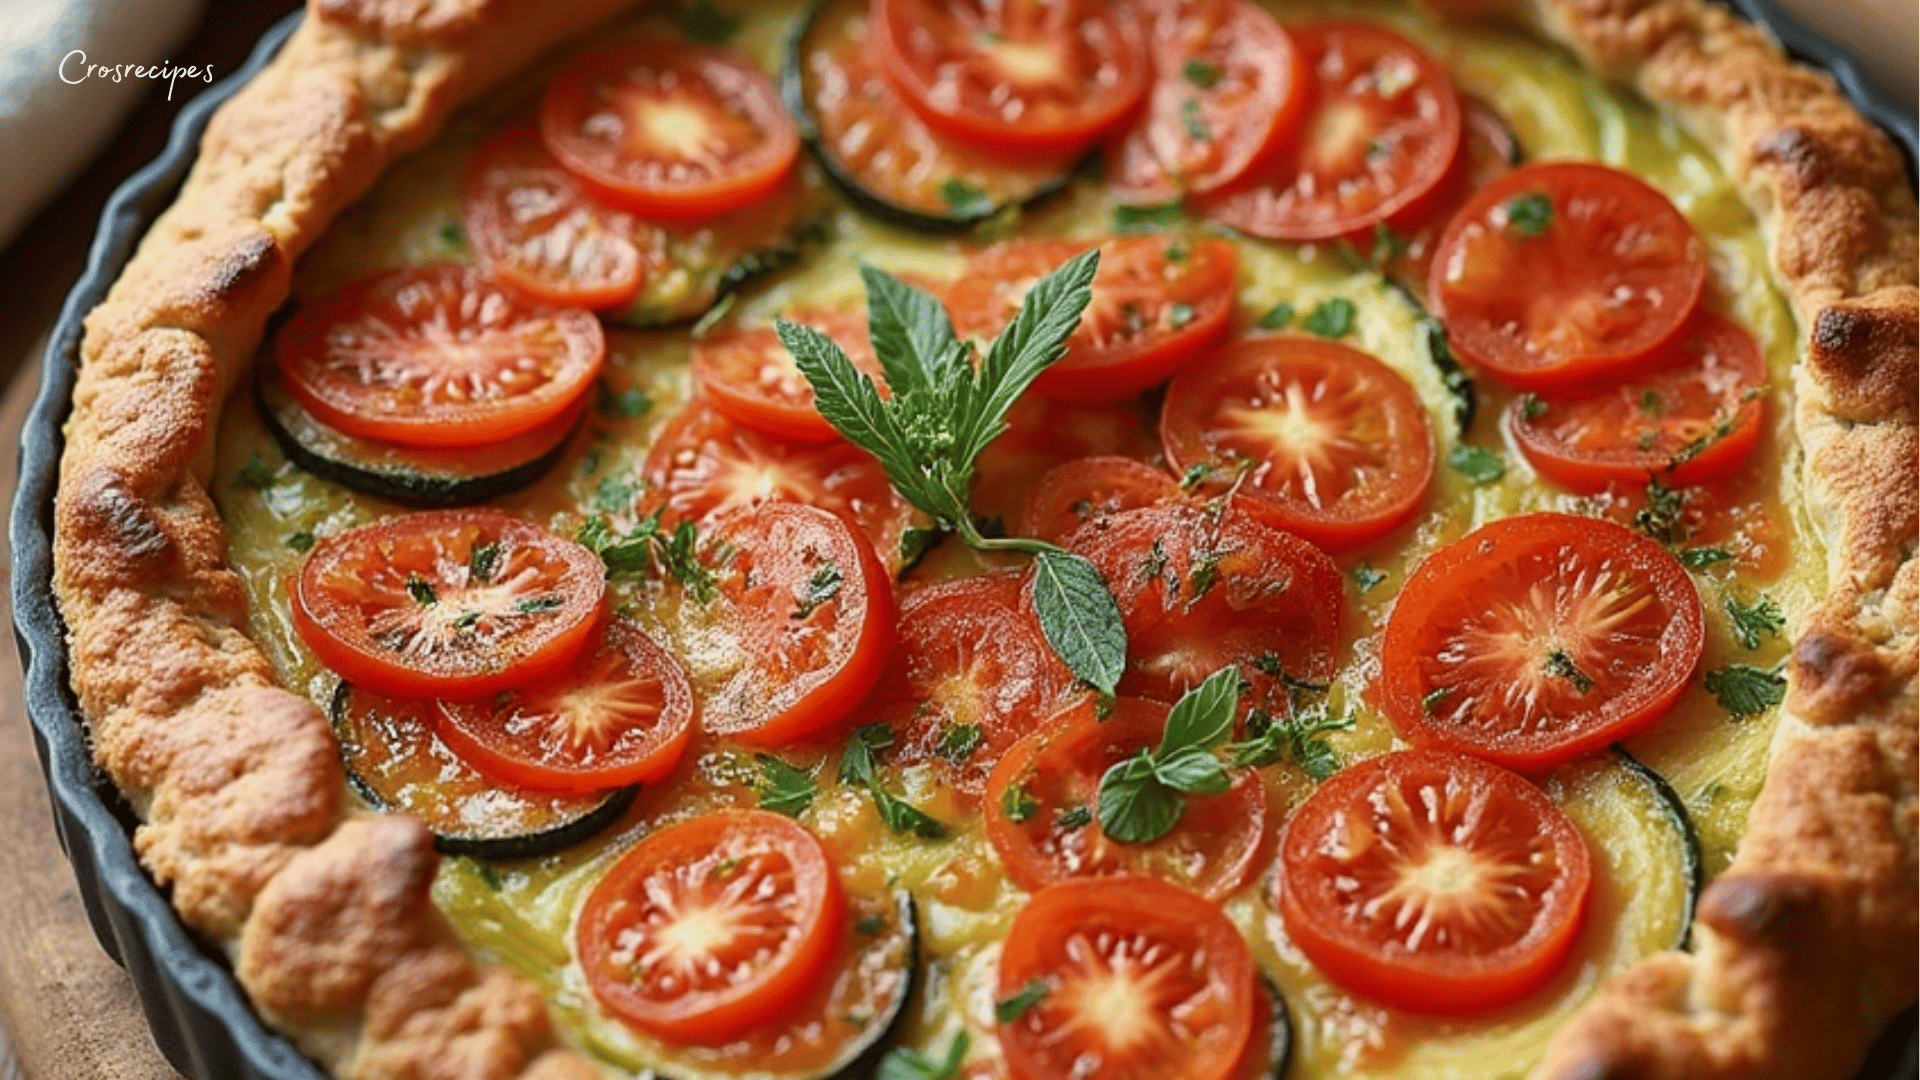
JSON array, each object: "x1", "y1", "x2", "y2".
[
  {"x1": 960, "y1": 249, "x2": 1101, "y2": 466},
  {"x1": 1449, "y1": 445, "x2": 1507, "y2": 484},
  {"x1": 1030, "y1": 550, "x2": 1126, "y2": 696},
  {"x1": 879, "y1": 1032, "x2": 969, "y2": 1080},
  {"x1": 1704, "y1": 663, "x2": 1785, "y2": 719},
  {"x1": 1159, "y1": 666, "x2": 1240, "y2": 755},
  {"x1": 756, "y1": 755, "x2": 816, "y2": 817}
]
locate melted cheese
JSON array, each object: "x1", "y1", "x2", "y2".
[{"x1": 212, "y1": 1, "x2": 1823, "y2": 1076}]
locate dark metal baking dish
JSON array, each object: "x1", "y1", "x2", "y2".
[{"x1": 8, "y1": 4, "x2": 1915, "y2": 1080}]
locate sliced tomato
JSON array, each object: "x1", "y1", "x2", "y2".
[
  {"x1": 642, "y1": 400, "x2": 921, "y2": 570},
  {"x1": 865, "y1": 573, "x2": 1074, "y2": 797},
  {"x1": 971, "y1": 395, "x2": 1161, "y2": 530},
  {"x1": 1276, "y1": 749, "x2": 1593, "y2": 1014},
  {"x1": 1429, "y1": 161, "x2": 1707, "y2": 390},
  {"x1": 577, "y1": 809, "x2": 844, "y2": 1043},
  {"x1": 541, "y1": 43, "x2": 799, "y2": 219},
  {"x1": 950, "y1": 237, "x2": 1237, "y2": 403},
  {"x1": 434, "y1": 619, "x2": 694, "y2": 790},
  {"x1": 275, "y1": 265, "x2": 605, "y2": 448},
  {"x1": 1380, "y1": 513, "x2": 1704, "y2": 772},
  {"x1": 1511, "y1": 311, "x2": 1769, "y2": 493},
  {"x1": 1370, "y1": 94, "x2": 1519, "y2": 294},
  {"x1": 1067, "y1": 501, "x2": 1345, "y2": 709},
  {"x1": 293, "y1": 510, "x2": 606, "y2": 699},
  {"x1": 670, "y1": 502, "x2": 894, "y2": 746},
  {"x1": 983, "y1": 696, "x2": 1268, "y2": 900},
  {"x1": 692, "y1": 307, "x2": 885, "y2": 443},
  {"x1": 1203, "y1": 22, "x2": 1462, "y2": 241},
  {"x1": 462, "y1": 121, "x2": 647, "y2": 310},
  {"x1": 998, "y1": 876, "x2": 1257, "y2": 1080},
  {"x1": 1019, "y1": 456, "x2": 1180, "y2": 545},
  {"x1": 1160, "y1": 336, "x2": 1435, "y2": 550},
  {"x1": 870, "y1": 0, "x2": 1149, "y2": 154},
  {"x1": 1108, "y1": 0, "x2": 1307, "y2": 201}
]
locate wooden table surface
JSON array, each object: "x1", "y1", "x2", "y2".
[{"x1": 0, "y1": 2, "x2": 1910, "y2": 1079}]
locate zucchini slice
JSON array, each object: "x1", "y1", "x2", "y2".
[
  {"x1": 1552, "y1": 748, "x2": 1704, "y2": 954},
  {"x1": 1243, "y1": 975, "x2": 1296, "y2": 1080},
  {"x1": 607, "y1": 177, "x2": 830, "y2": 328},
  {"x1": 635, "y1": 889, "x2": 919, "y2": 1080},
  {"x1": 784, "y1": 0, "x2": 1075, "y2": 233},
  {"x1": 257, "y1": 362, "x2": 581, "y2": 506},
  {"x1": 330, "y1": 683, "x2": 637, "y2": 860}
]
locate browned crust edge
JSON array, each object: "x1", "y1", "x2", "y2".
[{"x1": 44, "y1": 0, "x2": 1916, "y2": 1078}]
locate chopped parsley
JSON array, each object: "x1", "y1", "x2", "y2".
[
  {"x1": 1350, "y1": 564, "x2": 1388, "y2": 592},
  {"x1": 284, "y1": 531, "x2": 316, "y2": 553},
  {"x1": 598, "y1": 385, "x2": 653, "y2": 420},
  {"x1": 1000, "y1": 781, "x2": 1039, "y2": 823},
  {"x1": 940, "y1": 178, "x2": 996, "y2": 220},
  {"x1": 935, "y1": 723, "x2": 983, "y2": 765},
  {"x1": 1725, "y1": 593, "x2": 1784, "y2": 650},
  {"x1": 405, "y1": 574, "x2": 438, "y2": 606},
  {"x1": 793, "y1": 562, "x2": 844, "y2": 619},
  {"x1": 1503, "y1": 191, "x2": 1554, "y2": 237},
  {"x1": 1112, "y1": 199, "x2": 1187, "y2": 235},
  {"x1": 1179, "y1": 98, "x2": 1212, "y2": 141},
  {"x1": 1679, "y1": 547, "x2": 1734, "y2": 570},
  {"x1": 1448, "y1": 444, "x2": 1507, "y2": 484},
  {"x1": 1704, "y1": 663, "x2": 1786, "y2": 720},
  {"x1": 1182, "y1": 58, "x2": 1222, "y2": 88},
  {"x1": 1543, "y1": 648, "x2": 1595, "y2": 694},
  {"x1": 232, "y1": 454, "x2": 277, "y2": 491},
  {"x1": 1255, "y1": 301, "x2": 1296, "y2": 330},
  {"x1": 755, "y1": 754, "x2": 816, "y2": 817},
  {"x1": 1299, "y1": 297, "x2": 1356, "y2": 339},
  {"x1": 995, "y1": 979, "x2": 1049, "y2": 1023}
]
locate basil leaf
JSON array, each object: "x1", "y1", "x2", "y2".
[
  {"x1": 1096, "y1": 761, "x2": 1184, "y2": 843},
  {"x1": 756, "y1": 755, "x2": 816, "y2": 817},
  {"x1": 1159, "y1": 666, "x2": 1241, "y2": 755},
  {"x1": 1153, "y1": 744, "x2": 1231, "y2": 794},
  {"x1": 1030, "y1": 549, "x2": 1126, "y2": 696}
]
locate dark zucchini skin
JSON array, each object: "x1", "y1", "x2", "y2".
[
  {"x1": 1248, "y1": 975, "x2": 1296, "y2": 1080},
  {"x1": 657, "y1": 889, "x2": 919, "y2": 1080},
  {"x1": 329, "y1": 683, "x2": 637, "y2": 860},
  {"x1": 1382, "y1": 277, "x2": 1476, "y2": 439},
  {"x1": 782, "y1": 0, "x2": 1073, "y2": 235},
  {"x1": 257, "y1": 365, "x2": 578, "y2": 506},
  {"x1": 1613, "y1": 745, "x2": 1705, "y2": 951}
]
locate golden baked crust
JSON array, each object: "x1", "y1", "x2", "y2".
[{"x1": 45, "y1": 1, "x2": 1916, "y2": 1079}]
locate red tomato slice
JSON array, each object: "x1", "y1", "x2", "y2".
[
  {"x1": 1067, "y1": 502, "x2": 1345, "y2": 709},
  {"x1": 1429, "y1": 161, "x2": 1708, "y2": 390},
  {"x1": 1203, "y1": 22, "x2": 1462, "y2": 241},
  {"x1": 1276, "y1": 749, "x2": 1593, "y2": 1014},
  {"x1": 1380, "y1": 513, "x2": 1704, "y2": 772},
  {"x1": 275, "y1": 265, "x2": 605, "y2": 448},
  {"x1": 865, "y1": 573, "x2": 1074, "y2": 797},
  {"x1": 1160, "y1": 336, "x2": 1435, "y2": 551},
  {"x1": 1108, "y1": 0, "x2": 1307, "y2": 201},
  {"x1": 983, "y1": 696, "x2": 1269, "y2": 900},
  {"x1": 577, "y1": 810, "x2": 844, "y2": 1043},
  {"x1": 541, "y1": 43, "x2": 799, "y2": 219},
  {"x1": 642, "y1": 400, "x2": 921, "y2": 571},
  {"x1": 1369, "y1": 94, "x2": 1518, "y2": 293},
  {"x1": 949, "y1": 237, "x2": 1237, "y2": 403},
  {"x1": 434, "y1": 619, "x2": 695, "y2": 790},
  {"x1": 972, "y1": 395, "x2": 1161, "y2": 529},
  {"x1": 1018, "y1": 455, "x2": 1180, "y2": 545},
  {"x1": 462, "y1": 121, "x2": 647, "y2": 310},
  {"x1": 998, "y1": 877, "x2": 1257, "y2": 1080},
  {"x1": 870, "y1": 0, "x2": 1150, "y2": 154},
  {"x1": 1511, "y1": 311, "x2": 1769, "y2": 493},
  {"x1": 671, "y1": 502, "x2": 895, "y2": 746},
  {"x1": 293, "y1": 510, "x2": 606, "y2": 699},
  {"x1": 692, "y1": 307, "x2": 886, "y2": 443}
]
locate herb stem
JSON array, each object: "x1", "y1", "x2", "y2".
[{"x1": 956, "y1": 519, "x2": 1061, "y2": 559}]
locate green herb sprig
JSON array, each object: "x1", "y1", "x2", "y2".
[
  {"x1": 1095, "y1": 667, "x2": 1241, "y2": 843},
  {"x1": 782, "y1": 254, "x2": 1128, "y2": 697},
  {"x1": 841, "y1": 724, "x2": 947, "y2": 839}
]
